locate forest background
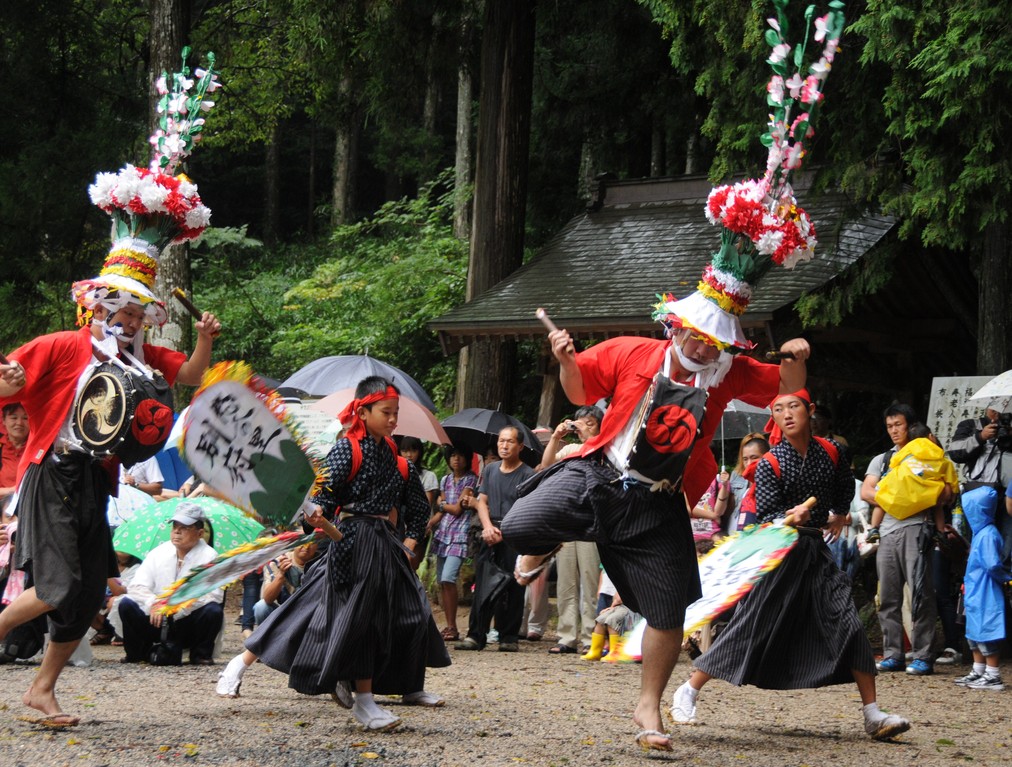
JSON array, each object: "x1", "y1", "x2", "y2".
[{"x1": 1, "y1": 0, "x2": 1010, "y2": 458}]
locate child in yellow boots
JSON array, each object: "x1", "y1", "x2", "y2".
[{"x1": 582, "y1": 590, "x2": 638, "y2": 662}]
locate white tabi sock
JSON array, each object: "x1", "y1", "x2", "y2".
[
  {"x1": 352, "y1": 691, "x2": 385, "y2": 718},
  {"x1": 862, "y1": 702, "x2": 882, "y2": 721},
  {"x1": 226, "y1": 653, "x2": 250, "y2": 679}
]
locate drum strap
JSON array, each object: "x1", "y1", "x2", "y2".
[{"x1": 90, "y1": 337, "x2": 154, "y2": 380}]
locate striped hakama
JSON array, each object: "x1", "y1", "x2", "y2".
[
  {"x1": 248, "y1": 517, "x2": 449, "y2": 696},
  {"x1": 694, "y1": 436, "x2": 876, "y2": 688},
  {"x1": 15, "y1": 453, "x2": 116, "y2": 642},
  {"x1": 501, "y1": 456, "x2": 701, "y2": 631},
  {"x1": 693, "y1": 528, "x2": 876, "y2": 688},
  {"x1": 246, "y1": 435, "x2": 450, "y2": 696}
]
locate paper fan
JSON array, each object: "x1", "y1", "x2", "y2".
[
  {"x1": 181, "y1": 361, "x2": 326, "y2": 528},
  {"x1": 155, "y1": 530, "x2": 319, "y2": 615}
]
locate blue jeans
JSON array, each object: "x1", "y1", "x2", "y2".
[
  {"x1": 240, "y1": 571, "x2": 262, "y2": 631},
  {"x1": 253, "y1": 599, "x2": 278, "y2": 626}
]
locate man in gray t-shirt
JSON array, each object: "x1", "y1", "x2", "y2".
[
  {"x1": 454, "y1": 426, "x2": 535, "y2": 652},
  {"x1": 860, "y1": 404, "x2": 941, "y2": 675}
]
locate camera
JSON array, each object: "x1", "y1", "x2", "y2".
[
  {"x1": 996, "y1": 413, "x2": 1012, "y2": 452},
  {"x1": 566, "y1": 421, "x2": 580, "y2": 432}
]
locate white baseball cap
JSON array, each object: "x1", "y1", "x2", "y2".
[{"x1": 170, "y1": 502, "x2": 206, "y2": 527}]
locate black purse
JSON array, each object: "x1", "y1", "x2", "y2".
[{"x1": 149, "y1": 618, "x2": 182, "y2": 666}]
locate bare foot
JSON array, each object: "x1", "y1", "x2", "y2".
[
  {"x1": 23, "y1": 682, "x2": 69, "y2": 719},
  {"x1": 633, "y1": 703, "x2": 671, "y2": 751}
]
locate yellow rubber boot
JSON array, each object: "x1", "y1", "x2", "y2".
[
  {"x1": 581, "y1": 633, "x2": 606, "y2": 661},
  {"x1": 602, "y1": 634, "x2": 626, "y2": 663}
]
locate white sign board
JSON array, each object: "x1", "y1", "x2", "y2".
[{"x1": 926, "y1": 376, "x2": 991, "y2": 452}]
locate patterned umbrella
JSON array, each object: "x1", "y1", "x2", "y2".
[
  {"x1": 969, "y1": 369, "x2": 1012, "y2": 412},
  {"x1": 112, "y1": 497, "x2": 266, "y2": 560}
]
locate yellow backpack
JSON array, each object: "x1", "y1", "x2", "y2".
[{"x1": 874, "y1": 438, "x2": 957, "y2": 519}]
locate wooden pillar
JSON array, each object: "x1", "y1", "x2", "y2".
[{"x1": 536, "y1": 342, "x2": 566, "y2": 428}]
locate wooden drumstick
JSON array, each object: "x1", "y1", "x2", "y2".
[
  {"x1": 783, "y1": 496, "x2": 817, "y2": 526},
  {"x1": 0, "y1": 351, "x2": 8, "y2": 365},
  {"x1": 172, "y1": 287, "x2": 203, "y2": 320},
  {"x1": 764, "y1": 350, "x2": 796, "y2": 361},
  {"x1": 535, "y1": 308, "x2": 574, "y2": 355}
]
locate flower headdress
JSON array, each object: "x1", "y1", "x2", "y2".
[
  {"x1": 653, "y1": 0, "x2": 845, "y2": 352},
  {"x1": 73, "y1": 48, "x2": 222, "y2": 327}
]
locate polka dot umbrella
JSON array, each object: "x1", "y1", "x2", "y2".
[{"x1": 112, "y1": 497, "x2": 267, "y2": 561}]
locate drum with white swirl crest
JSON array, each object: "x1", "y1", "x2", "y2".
[{"x1": 72, "y1": 362, "x2": 175, "y2": 467}]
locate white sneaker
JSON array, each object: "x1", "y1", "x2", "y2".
[
  {"x1": 935, "y1": 647, "x2": 962, "y2": 666},
  {"x1": 216, "y1": 658, "x2": 245, "y2": 698},
  {"x1": 403, "y1": 690, "x2": 445, "y2": 707},
  {"x1": 865, "y1": 712, "x2": 911, "y2": 741},
  {"x1": 954, "y1": 670, "x2": 984, "y2": 686},
  {"x1": 966, "y1": 674, "x2": 1005, "y2": 691},
  {"x1": 670, "y1": 681, "x2": 698, "y2": 724}
]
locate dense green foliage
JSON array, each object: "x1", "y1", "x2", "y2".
[
  {"x1": 0, "y1": 1, "x2": 148, "y2": 346},
  {"x1": 195, "y1": 171, "x2": 467, "y2": 409},
  {"x1": 2, "y1": 0, "x2": 1008, "y2": 401},
  {"x1": 851, "y1": 1, "x2": 1012, "y2": 247}
]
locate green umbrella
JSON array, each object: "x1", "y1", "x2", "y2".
[{"x1": 112, "y1": 497, "x2": 266, "y2": 560}]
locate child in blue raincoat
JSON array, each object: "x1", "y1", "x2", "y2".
[{"x1": 954, "y1": 486, "x2": 1012, "y2": 691}]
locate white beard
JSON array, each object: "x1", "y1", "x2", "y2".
[{"x1": 671, "y1": 341, "x2": 733, "y2": 390}]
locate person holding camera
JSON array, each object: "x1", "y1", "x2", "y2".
[
  {"x1": 949, "y1": 401, "x2": 1012, "y2": 585},
  {"x1": 118, "y1": 503, "x2": 223, "y2": 665},
  {"x1": 539, "y1": 405, "x2": 604, "y2": 654},
  {"x1": 948, "y1": 402, "x2": 1012, "y2": 492}
]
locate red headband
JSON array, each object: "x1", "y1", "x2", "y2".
[
  {"x1": 764, "y1": 388, "x2": 812, "y2": 445},
  {"x1": 339, "y1": 386, "x2": 399, "y2": 440}
]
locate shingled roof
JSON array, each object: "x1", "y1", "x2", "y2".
[{"x1": 431, "y1": 173, "x2": 895, "y2": 353}]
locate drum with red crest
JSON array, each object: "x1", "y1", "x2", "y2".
[{"x1": 72, "y1": 362, "x2": 175, "y2": 467}]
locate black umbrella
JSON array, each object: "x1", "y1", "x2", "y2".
[
  {"x1": 441, "y1": 408, "x2": 544, "y2": 467},
  {"x1": 280, "y1": 355, "x2": 436, "y2": 411}
]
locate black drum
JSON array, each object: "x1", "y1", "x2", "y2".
[{"x1": 72, "y1": 362, "x2": 175, "y2": 467}]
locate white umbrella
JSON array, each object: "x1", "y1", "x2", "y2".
[
  {"x1": 969, "y1": 370, "x2": 1012, "y2": 412},
  {"x1": 716, "y1": 399, "x2": 770, "y2": 467}
]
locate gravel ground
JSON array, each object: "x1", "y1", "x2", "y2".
[{"x1": 2, "y1": 598, "x2": 1010, "y2": 767}]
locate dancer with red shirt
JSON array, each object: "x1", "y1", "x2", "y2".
[{"x1": 0, "y1": 51, "x2": 223, "y2": 727}]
